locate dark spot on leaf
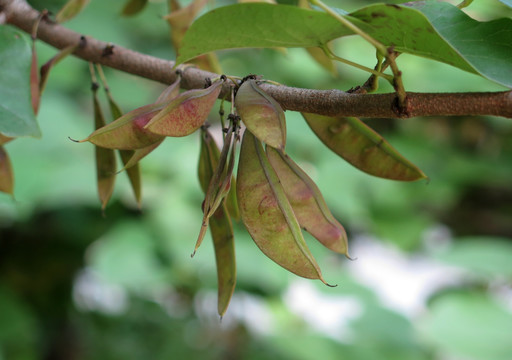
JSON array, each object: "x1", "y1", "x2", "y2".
[
  {"x1": 386, "y1": 4, "x2": 401, "y2": 9},
  {"x1": 371, "y1": 12, "x2": 386, "y2": 18}
]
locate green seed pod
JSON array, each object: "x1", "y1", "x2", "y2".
[
  {"x1": 235, "y1": 79, "x2": 286, "y2": 150},
  {"x1": 303, "y1": 113, "x2": 427, "y2": 181}
]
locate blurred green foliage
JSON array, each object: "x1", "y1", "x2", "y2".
[{"x1": 1, "y1": 0, "x2": 511, "y2": 359}]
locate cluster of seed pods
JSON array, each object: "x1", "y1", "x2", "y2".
[{"x1": 74, "y1": 74, "x2": 426, "y2": 316}]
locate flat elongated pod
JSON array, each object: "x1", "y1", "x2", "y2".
[
  {"x1": 78, "y1": 103, "x2": 165, "y2": 150},
  {"x1": 144, "y1": 80, "x2": 223, "y2": 137},
  {"x1": 210, "y1": 204, "x2": 236, "y2": 317},
  {"x1": 0, "y1": 146, "x2": 14, "y2": 195},
  {"x1": 237, "y1": 131, "x2": 329, "y2": 283},
  {"x1": 93, "y1": 90, "x2": 116, "y2": 210},
  {"x1": 194, "y1": 123, "x2": 237, "y2": 256},
  {"x1": 235, "y1": 79, "x2": 286, "y2": 150},
  {"x1": 77, "y1": 76, "x2": 182, "y2": 150},
  {"x1": 303, "y1": 113, "x2": 427, "y2": 181},
  {"x1": 197, "y1": 127, "x2": 237, "y2": 316},
  {"x1": 266, "y1": 147, "x2": 349, "y2": 256}
]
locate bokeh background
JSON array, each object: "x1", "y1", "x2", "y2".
[{"x1": 1, "y1": 0, "x2": 512, "y2": 359}]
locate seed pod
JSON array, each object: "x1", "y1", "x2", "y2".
[
  {"x1": 0, "y1": 146, "x2": 14, "y2": 195},
  {"x1": 266, "y1": 146, "x2": 349, "y2": 256},
  {"x1": 193, "y1": 122, "x2": 237, "y2": 256},
  {"x1": 237, "y1": 130, "x2": 330, "y2": 284},
  {"x1": 197, "y1": 127, "x2": 236, "y2": 317},
  {"x1": 198, "y1": 127, "x2": 239, "y2": 219},
  {"x1": 235, "y1": 79, "x2": 286, "y2": 150},
  {"x1": 144, "y1": 80, "x2": 223, "y2": 137},
  {"x1": 303, "y1": 113, "x2": 427, "y2": 181},
  {"x1": 210, "y1": 204, "x2": 236, "y2": 317},
  {"x1": 93, "y1": 87, "x2": 116, "y2": 211},
  {"x1": 76, "y1": 76, "x2": 182, "y2": 150}
]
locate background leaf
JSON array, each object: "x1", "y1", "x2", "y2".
[{"x1": 0, "y1": 25, "x2": 40, "y2": 138}]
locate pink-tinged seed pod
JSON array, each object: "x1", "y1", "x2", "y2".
[
  {"x1": 237, "y1": 130, "x2": 332, "y2": 286},
  {"x1": 266, "y1": 146, "x2": 349, "y2": 257},
  {"x1": 144, "y1": 80, "x2": 223, "y2": 137},
  {"x1": 235, "y1": 79, "x2": 286, "y2": 150}
]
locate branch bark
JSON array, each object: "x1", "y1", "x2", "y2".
[{"x1": 1, "y1": 0, "x2": 511, "y2": 119}]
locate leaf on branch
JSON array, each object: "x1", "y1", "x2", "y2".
[
  {"x1": 235, "y1": 79, "x2": 286, "y2": 150},
  {"x1": 266, "y1": 146, "x2": 349, "y2": 257},
  {"x1": 177, "y1": 2, "x2": 512, "y2": 87},
  {"x1": 0, "y1": 26, "x2": 41, "y2": 138},
  {"x1": 236, "y1": 130, "x2": 330, "y2": 284},
  {"x1": 302, "y1": 113, "x2": 427, "y2": 182},
  {"x1": 56, "y1": 0, "x2": 91, "y2": 23}
]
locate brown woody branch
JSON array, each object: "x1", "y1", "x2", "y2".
[{"x1": 1, "y1": 0, "x2": 512, "y2": 119}]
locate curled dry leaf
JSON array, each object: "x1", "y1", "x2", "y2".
[
  {"x1": 303, "y1": 113, "x2": 427, "y2": 181},
  {"x1": 197, "y1": 127, "x2": 239, "y2": 220},
  {"x1": 235, "y1": 79, "x2": 286, "y2": 150},
  {"x1": 0, "y1": 146, "x2": 14, "y2": 195},
  {"x1": 197, "y1": 127, "x2": 236, "y2": 317},
  {"x1": 144, "y1": 80, "x2": 223, "y2": 137},
  {"x1": 194, "y1": 121, "x2": 238, "y2": 256},
  {"x1": 77, "y1": 76, "x2": 182, "y2": 150},
  {"x1": 237, "y1": 130, "x2": 330, "y2": 284},
  {"x1": 266, "y1": 146, "x2": 349, "y2": 256}
]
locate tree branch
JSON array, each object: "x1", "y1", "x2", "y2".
[{"x1": 1, "y1": 0, "x2": 511, "y2": 119}]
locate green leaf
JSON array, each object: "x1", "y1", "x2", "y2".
[
  {"x1": 303, "y1": 113, "x2": 426, "y2": 181},
  {"x1": 236, "y1": 130, "x2": 330, "y2": 284},
  {"x1": 0, "y1": 25, "x2": 41, "y2": 138},
  {"x1": 407, "y1": 1, "x2": 512, "y2": 88},
  {"x1": 177, "y1": 2, "x2": 512, "y2": 87},
  {"x1": 176, "y1": 4, "x2": 351, "y2": 64}
]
